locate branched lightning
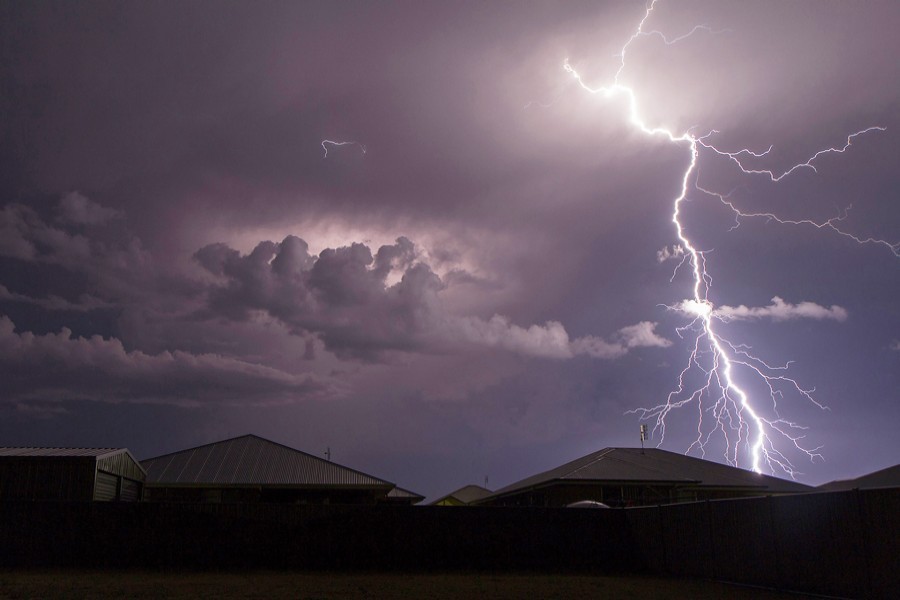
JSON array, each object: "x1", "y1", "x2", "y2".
[
  {"x1": 708, "y1": 190, "x2": 900, "y2": 257},
  {"x1": 321, "y1": 139, "x2": 367, "y2": 158},
  {"x1": 566, "y1": 0, "x2": 889, "y2": 476}
]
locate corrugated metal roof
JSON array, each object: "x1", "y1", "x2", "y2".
[
  {"x1": 141, "y1": 434, "x2": 393, "y2": 488},
  {"x1": 430, "y1": 484, "x2": 493, "y2": 505},
  {"x1": 818, "y1": 463, "x2": 900, "y2": 491},
  {"x1": 0, "y1": 447, "x2": 124, "y2": 458},
  {"x1": 484, "y1": 448, "x2": 812, "y2": 501}
]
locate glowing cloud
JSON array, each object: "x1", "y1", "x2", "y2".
[{"x1": 716, "y1": 297, "x2": 848, "y2": 323}]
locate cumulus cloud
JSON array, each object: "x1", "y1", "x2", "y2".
[
  {"x1": 656, "y1": 244, "x2": 685, "y2": 263},
  {"x1": 571, "y1": 321, "x2": 672, "y2": 359},
  {"x1": 715, "y1": 297, "x2": 848, "y2": 322},
  {"x1": 671, "y1": 297, "x2": 848, "y2": 322},
  {"x1": 0, "y1": 315, "x2": 334, "y2": 406},
  {"x1": 0, "y1": 195, "x2": 151, "y2": 278},
  {"x1": 194, "y1": 236, "x2": 672, "y2": 361},
  {"x1": 0, "y1": 202, "x2": 92, "y2": 262},
  {"x1": 0, "y1": 284, "x2": 113, "y2": 312},
  {"x1": 455, "y1": 316, "x2": 573, "y2": 359},
  {"x1": 195, "y1": 235, "x2": 443, "y2": 360},
  {"x1": 57, "y1": 191, "x2": 122, "y2": 225},
  {"x1": 456, "y1": 316, "x2": 670, "y2": 359}
]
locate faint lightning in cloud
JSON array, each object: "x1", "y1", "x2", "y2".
[
  {"x1": 565, "y1": 0, "x2": 887, "y2": 476},
  {"x1": 321, "y1": 139, "x2": 367, "y2": 158}
]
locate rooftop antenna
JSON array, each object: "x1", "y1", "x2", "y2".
[
  {"x1": 639, "y1": 424, "x2": 647, "y2": 455},
  {"x1": 324, "y1": 447, "x2": 331, "y2": 462},
  {"x1": 484, "y1": 475, "x2": 489, "y2": 488}
]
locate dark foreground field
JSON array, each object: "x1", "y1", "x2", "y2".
[{"x1": 0, "y1": 570, "x2": 805, "y2": 599}]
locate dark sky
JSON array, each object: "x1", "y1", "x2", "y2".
[{"x1": 1, "y1": 0, "x2": 898, "y2": 498}]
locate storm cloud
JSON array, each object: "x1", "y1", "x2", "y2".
[
  {"x1": 194, "y1": 235, "x2": 671, "y2": 361},
  {"x1": 0, "y1": 315, "x2": 334, "y2": 407}
]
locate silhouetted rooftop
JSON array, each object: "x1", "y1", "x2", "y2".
[
  {"x1": 818, "y1": 463, "x2": 900, "y2": 491},
  {"x1": 141, "y1": 434, "x2": 393, "y2": 488},
  {"x1": 430, "y1": 484, "x2": 493, "y2": 505},
  {"x1": 479, "y1": 447, "x2": 812, "y2": 503}
]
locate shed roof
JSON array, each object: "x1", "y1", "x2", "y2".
[
  {"x1": 481, "y1": 447, "x2": 812, "y2": 502},
  {"x1": 0, "y1": 447, "x2": 125, "y2": 458},
  {"x1": 818, "y1": 463, "x2": 900, "y2": 491},
  {"x1": 141, "y1": 434, "x2": 393, "y2": 488},
  {"x1": 430, "y1": 484, "x2": 493, "y2": 505},
  {"x1": 0, "y1": 447, "x2": 147, "y2": 480}
]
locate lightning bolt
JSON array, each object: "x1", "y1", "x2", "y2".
[
  {"x1": 565, "y1": 0, "x2": 889, "y2": 476},
  {"x1": 321, "y1": 139, "x2": 367, "y2": 158}
]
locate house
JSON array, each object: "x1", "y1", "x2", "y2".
[
  {"x1": 383, "y1": 486, "x2": 426, "y2": 506},
  {"x1": 0, "y1": 447, "x2": 146, "y2": 502},
  {"x1": 141, "y1": 434, "x2": 420, "y2": 505},
  {"x1": 429, "y1": 484, "x2": 492, "y2": 506},
  {"x1": 474, "y1": 447, "x2": 813, "y2": 508}
]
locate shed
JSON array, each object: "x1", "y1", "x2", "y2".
[{"x1": 0, "y1": 447, "x2": 146, "y2": 502}]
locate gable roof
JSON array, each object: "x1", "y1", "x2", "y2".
[
  {"x1": 818, "y1": 463, "x2": 900, "y2": 491},
  {"x1": 430, "y1": 484, "x2": 493, "y2": 505},
  {"x1": 141, "y1": 434, "x2": 393, "y2": 488},
  {"x1": 480, "y1": 447, "x2": 812, "y2": 502}
]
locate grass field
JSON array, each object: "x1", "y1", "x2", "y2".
[{"x1": 0, "y1": 570, "x2": 807, "y2": 599}]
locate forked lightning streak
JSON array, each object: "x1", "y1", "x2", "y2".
[{"x1": 565, "y1": 0, "x2": 890, "y2": 475}]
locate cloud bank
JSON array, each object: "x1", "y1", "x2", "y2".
[
  {"x1": 195, "y1": 236, "x2": 671, "y2": 361},
  {"x1": 0, "y1": 316, "x2": 333, "y2": 406}
]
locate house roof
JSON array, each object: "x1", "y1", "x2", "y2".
[
  {"x1": 141, "y1": 434, "x2": 393, "y2": 488},
  {"x1": 479, "y1": 447, "x2": 812, "y2": 502},
  {"x1": 818, "y1": 463, "x2": 900, "y2": 491},
  {"x1": 430, "y1": 484, "x2": 493, "y2": 505},
  {"x1": 386, "y1": 486, "x2": 426, "y2": 503}
]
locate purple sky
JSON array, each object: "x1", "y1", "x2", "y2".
[{"x1": 1, "y1": 0, "x2": 898, "y2": 498}]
